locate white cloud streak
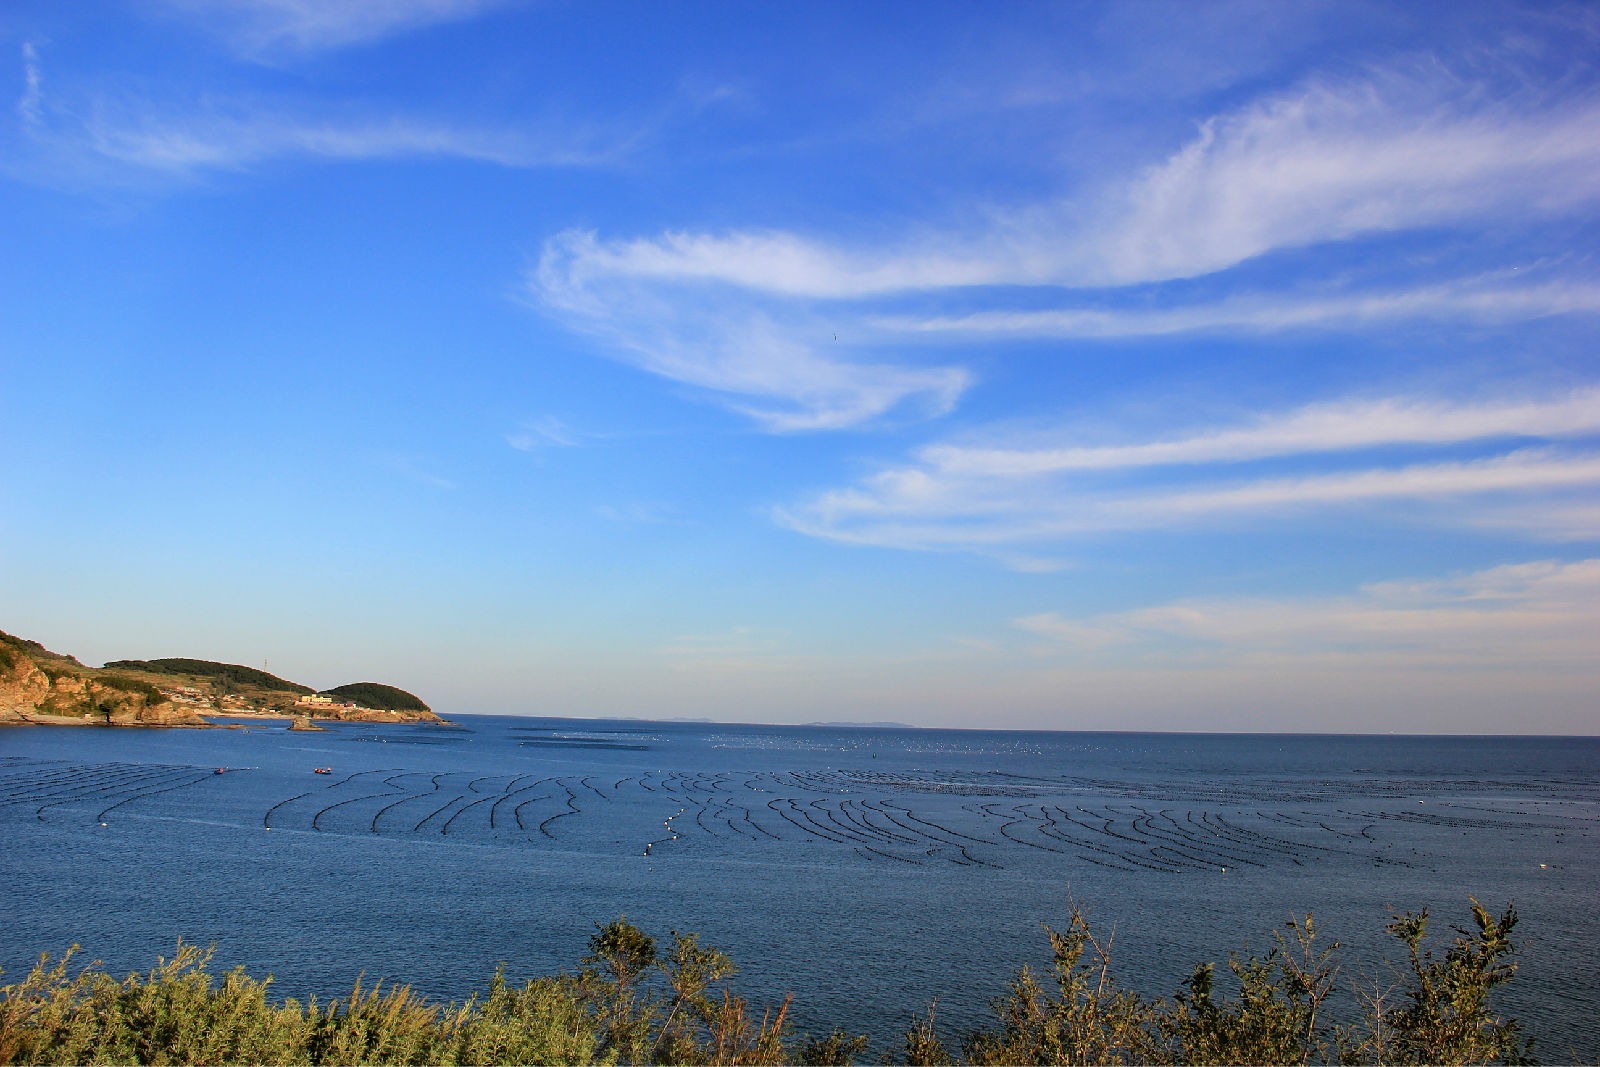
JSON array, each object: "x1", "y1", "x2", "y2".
[
  {"x1": 540, "y1": 69, "x2": 1600, "y2": 299},
  {"x1": 154, "y1": 0, "x2": 517, "y2": 55},
  {"x1": 79, "y1": 105, "x2": 617, "y2": 174},
  {"x1": 532, "y1": 241, "x2": 971, "y2": 432},
  {"x1": 1016, "y1": 558, "x2": 1600, "y2": 669},
  {"x1": 780, "y1": 390, "x2": 1600, "y2": 551},
  {"x1": 921, "y1": 387, "x2": 1600, "y2": 477},
  {"x1": 878, "y1": 276, "x2": 1600, "y2": 340},
  {"x1": 788, "y1": 451, "x2": 1600, "y2": 550},
  {"x1": 17, "y1": 43, "x2": 43, "y2": 127},
  {"x1": 531, "y1": 63, "x2": 1600, "y2": 432},
  {"x1": 10, "y1": 43, "x2": 648, "y2": 181},
  {"x1": 1120, "y1": 450, "x2": 1600, "y2": 521},
  {"x1": 1085, "y1": 70, "x2": 1600, "y2": 286},
  {"x1": 505, "y1": 416, "x2": 579, "y2": 451}
]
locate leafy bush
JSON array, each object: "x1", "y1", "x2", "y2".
[{"x1": 0, "y1": 903, "x2": 1533, "y2": 1066}]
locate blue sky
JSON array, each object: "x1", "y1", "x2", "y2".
[{"x1": 2, "y1": 1, "x2": 1597, "y2": 733}]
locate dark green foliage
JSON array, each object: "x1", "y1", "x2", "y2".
[
  {"x1": 0, "y1": 903, "x2": 1534, "y2": 1066},
  {"x1": 94, "y1": 674, "x2": 168, "y2": 703},
  {"x1": 104, "y1": 659, "x2": 315, "y2": 695},
  {"x1": 0, "y1": 631, "x2": 50, "y2": 659},
  {"x1": 319, "y1": 682, "x2": 430, "y2": 712},
  {"x1": 1348, "y1": 898, "x2": 1531, "y2": 1065},
  {"x1": 0, "y1": 632, "x2": 86, "y2": 677},
  {"x1": 953, "y1": 902, "x2": 1527, "y2": 1066},
  {"x1": 575, "y1": 918, "x2": 791, "y2": 1065},
  {"x1": 1168, "y1": 915, "x2": 1340, "y2": 1065},
  {"x1": 797, "y1": 1028, "x2": 869, "y2": 1065},
  {"x1": 902, "y1": 1004, "x2": 953, "y2": 1066},
  {"x1": 0, "y1": 944, "x2": 595, "y2": 1067},
  {"x1": 962, "y1": 913, "x2": 1167, "y2": 1065}
]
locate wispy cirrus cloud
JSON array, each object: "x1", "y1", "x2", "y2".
[
  {"x1": 153, "y1": 0, "x2": 519, "y2": 56},
  {"x1": 920, "y1": 387, "x2": 1600, "y2": 477},
  {"x1": 505, "y1": 416, "x2": 580, "y2": 452},
  {"x1": 532, "y1": 61, "x2": 1600, "y2": 432},
  {"x1": 1081, "y1": 67, "x2": 1600, "y2": 286},
  {"x1": 74, "y1": 100, "x2": 625, "y2": 175},
  {"x1": 6, "y1": 42, "x2": 651, "y2": 185},
  {"x1": 876, "y1": 275, "x2": 1600, "y2": 341},
  {"x1": 532, "y1": 240, "x2": 970, "y2": 432},
  {"x1": 778, "y1": 389, "x2": 1600, "y2": 553},
  {"x1": 1016, "y1": 558, "x2": 1600, "y2": 669},
  {"x1": 17, "y1": 42, "x2": 43, "y2": 127},
  {"x1": 539, "y1": 67, "x2": 1600, "y2": 300}
]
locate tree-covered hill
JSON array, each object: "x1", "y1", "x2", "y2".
[
  {"x1": 320, "y1": 681, "x2": 431, "y2": 712},
  {"x1": 104, "y1": 659, "x2": 314, "y2": 695}
]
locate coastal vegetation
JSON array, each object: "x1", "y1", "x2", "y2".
[
  {"x1": 318, "y1": 682, "x2": 431, "y2": 713},
  {"x1": 2, "y1": 631, "x2": 437, "y2": 725},
  {"x1": 0, "y1": 631, "x2": 189, "y2": 726},
  {"x1": 0, "y1": 900, "x2": 1532, "y2": 1065},
  {"x1": 104, "y1": 659, "x2": 315, "y2": 696}
]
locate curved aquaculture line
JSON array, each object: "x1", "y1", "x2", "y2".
[
  {"x1": 513, "y1": 789, "x2": 559, "y2": 833},
  {"x1": 92, "y1": 771, "x2": 215, "y2": 822},
  {"x1": 881, "y1": 800, "x2": 997, "y2": 846},
  {"x1": 837, "y1": 799, "x2": 921, "y2": 845},
  {"x1": 304, "y1": 769, "x2": 408, "y2": 832},
  {"x1": 767, "y1": 798, "x2": 844, "y2": 843},
  {"x1": 313, "y1": 783, "x2": 411, "y2": 831},
  {"x1": 537, "y1": 788, "x2": 583, "y2": 839},
  {"x1": 487, "y1": 774, "x2": 544, "y2": 830},
  {"x1": 441, "y1": 793, "x2": 497, "y2": 834},
  {"x1": 35, "y1": 769, "x2": 173, "y2": 818},
  {"x1": 808, "y1": 799, "x2": 886, "y2": 845},
  {"x1": 854, "y1": 843, "x2": 921, "y2": 865},
  {"x1": 11, "y1": 752, "x2": 1500, "y2": 876},
  {"x1": 20, "y1": 765, "x2": 171, "y2": 812},
  {"x1": 265, "y1": 790, "x2": 316, "y2": 828},
  {"x1": 371, "y1": 790, "x2": 435, "y2": 832},
  {"x1": 412, "y1": 793, "x2": 471, "y2": 832}
]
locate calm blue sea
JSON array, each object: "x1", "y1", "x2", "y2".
[{"x1": 2, "y1": 718, "x2": 1596, "y2": 1060}]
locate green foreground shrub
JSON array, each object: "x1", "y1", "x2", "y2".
[{"x1": 0, "y1": 900, "x2": 1533, "y2": 1066}]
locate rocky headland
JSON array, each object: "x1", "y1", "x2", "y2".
[{"x1": 0, "y1": 630, "x2": 443, "y2": 728}]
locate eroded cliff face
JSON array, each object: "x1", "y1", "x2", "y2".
[{"x1": 0, "y1": 649, "x2": 208, "y2": 727}]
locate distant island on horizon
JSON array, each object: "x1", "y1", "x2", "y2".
[
  {"x1": 609, "y1": 716, "x2": 919, "y2": 728},
  {"x1": 0, "y1": 629, "x2": 442, "y2": 728}
]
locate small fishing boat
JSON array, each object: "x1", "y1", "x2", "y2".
[{"x1": 313, "y1": 767, "x2": 332, "y2": 774}]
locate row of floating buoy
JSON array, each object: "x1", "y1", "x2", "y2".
[{"x1": 644, "y1": 808, "x2": 686, "y2": 856}]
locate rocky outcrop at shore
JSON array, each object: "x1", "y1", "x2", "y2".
[
  {"x1": 2, "y1": 628, "x2": 445, "y2": 729},
  {"x1": 0, "y1": 634, "x2": 209, "y2": 727}
]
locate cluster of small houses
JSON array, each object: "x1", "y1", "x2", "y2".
[
  {"x1": 158, "y1": 686, "x2": 359, "y2": 713},
  {"x1": 292, "y1": 693, "x2": 361, "y2": 712}
]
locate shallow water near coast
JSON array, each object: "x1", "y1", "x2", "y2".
[{"x1": 2, "y1": 718, "x2": 1597, "y2": 1059}]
